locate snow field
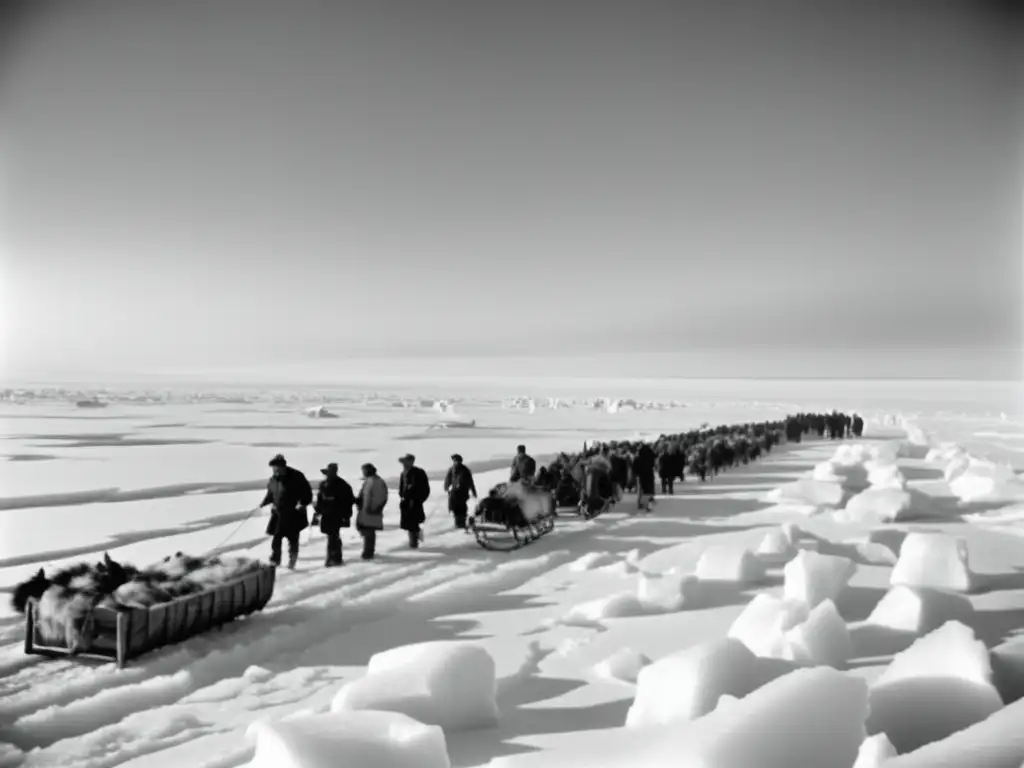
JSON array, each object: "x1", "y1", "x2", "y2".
[{"x1": 1, "y1": 408, "x2": 1024, "y2": 768}]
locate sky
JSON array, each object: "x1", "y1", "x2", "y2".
[{"x1": 0, "y1": 0, "x2": 1021, "y2": 383}]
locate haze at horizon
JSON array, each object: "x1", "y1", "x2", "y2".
[{"x1": 1, "y1": 1, "x2": 1021, "y2": 383}]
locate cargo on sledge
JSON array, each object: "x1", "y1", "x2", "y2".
[
  {"x1": 469, "y1": 482, "x2": 557, "y2": 551},
  {"x1": 24, "y1": 564, "x2": 276, "y2": 669}
]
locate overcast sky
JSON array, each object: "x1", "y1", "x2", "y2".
[{"x1": 1, "y1": 0, "x2": 1020, "y2": 383}]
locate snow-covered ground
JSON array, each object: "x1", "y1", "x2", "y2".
[{"x1": 1, "y1": 380, "x2": 1023, "y2": 768}]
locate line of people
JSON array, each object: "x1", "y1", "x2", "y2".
[
  {"x1": 256, "y1": 409, "x2": 862, "y2": 569},
  {"x1": 257, "y1": 450, "x2": 481, "y2": 568}
]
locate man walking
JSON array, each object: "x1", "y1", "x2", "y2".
[
  {"x1": 259, "y1": 454, "x2": 313, "y2": 569},
  {"x1": 312, "y1": 462, "x2": 355, "y2": 567},
  {"x1": 398, "y1": 453, "x2": 431, "y2": 548},
  {"x1": 355, "y1": 462, "x2": 388, "y2": 560},
  {"x1": 443, "y1": 453, "x2": 478, "y2": 530}
]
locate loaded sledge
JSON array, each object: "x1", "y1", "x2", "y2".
[
  {"x1": 17, "y1": 552, "x2": 276, "y2": 669},
  {"x1": 469, "y1": 482, "x2": 557, "y2": 551}
]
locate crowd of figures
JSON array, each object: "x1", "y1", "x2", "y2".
[
  {"x1": 255, "y1": 410, "x2": 864, "y2": 565},
  {"x1": 526, "y1": 410, "x2": 865, "y2": 519}
]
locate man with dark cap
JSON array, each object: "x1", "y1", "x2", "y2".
[
  {"x1": 398, "y1": 453, "x2": 431, "y2": 548},
  {"x1": 312, "y1": 462, "x2": 355, "y2": 567},
  {"x1": 510, "y1": 444, "x2": 536, "y2": 485},
  {"x1": 443, "y1": 453, "x2": 478, "y2": 530},
  {"x1": 258, "y1": 454, "x2": 313, "y2": 569}
]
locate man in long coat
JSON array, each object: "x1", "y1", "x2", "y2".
[
  {"x1": 443, "y1": 453, "x2": 478, "y2": 530},
  {"x1": 398, "y1": 453, "x2": 431, "y2": 548},
  {"x1": 312, "y1": 462, "x2": 355, "y2": 567},
  {"x1": 259, "y1": 454, "x2": 313, "y2": 569}
]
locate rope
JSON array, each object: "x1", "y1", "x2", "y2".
[{"x1": 204, "y1": 506, "x2": 263, "y2": 556}]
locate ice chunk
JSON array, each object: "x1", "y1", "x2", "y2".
[
  {"x1": 781, "y1": 522, "x2": 803, "y2": 544},
  {"x1": 865, "y1": 461, "x2": 908, "y2": 490},
  {"x1": 813, "y1": 460, "x2": 869, "y2": 491},
  {"x1": 330, "y1": 641, "x2": 498, "y2": 732},
  {"x1": 841, "y1": 488, "x2": 915, "y2": 523},
  {"x1": 593, "y1": 648, "x2": 651, "y2": 684},
  {"x1": 890, "y1": 533, "x2": 974, "y2": 592},
  {"x1": 766, "y1": 478, "x2": 846, "y2": 509},
  {"x1": 831, "y1": 443, "x2": 877, "y2": 466},
  {"x1": 660, "y1": 668, "x2": 869, "y2": 768},
  {"x1": 625, "y1": 638, "x2": 762, "y2": 726},
  {"x1": 853, "y1": 733, "x2": 897, "y2": 768},
  {"x1": 636, "y1": 572, "x2": 700, "y2": 611},
  {"x1": 784, "y1": 599, "x2": 852, "y2": 667},
  {"x1": 926, "y1": 442, "x2": 968, "y2": 467},
  {"x1": 867, "y1": 585, "x2": 974, "y2": 634},
  {"x1": 757, "y1": 528, "x2": 797, "y2": 558},
  {"x1": 783, "y1": 550, "x2": 857, "y2": 608},
  {"x1": 867, "y1": 622, "x2": 1004, "y2": 753},
  {"x1": 884, "y1": 697, "x2": 1024, "y2": 767},
  {"x1": 948, "y1": 459, "x2": 1024, "y2": 503},
  {"x1": 991, "y1": 637, "x2": 1024, "y2": 705},
  {"x1": 728, "y1": 593, "x2": 810, "y2": 659},
  {"x1": 877, "y1": 621, "x2": 996, "y2": 688},
  {"x1": 694, "y1": 546, "x2": 765, "y2": 584},
  {"x1": 562, "y1": 592, "x2": 646, "y2": 624},
  {"x1": 246, "y1": 710, "x2": 450, "y2": 768},
  {"x1": 492, "y1": 668, "x2": 869, "y2": 768}
]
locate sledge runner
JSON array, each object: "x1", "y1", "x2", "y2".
[
  {"x1": 259, "y1": 454, "x2": 313, "y2": 570},
  {"x1": 355, "y1": 463, "x2": 388, "y2": 560},
  {"x1": 444, "y1": 453, "x2": 478, "y2": 530},
  {"x1": 510, "y1": 445, "x2": 537, "y2": 485},
  {"x1": 398, "y1": 454, "x2": 431, "y2": 548},
  {"x1": 312, "y1": 462, "x2": 355, "y2": 567}
]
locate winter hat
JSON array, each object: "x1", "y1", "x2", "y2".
[
  {"x1": 321, "y1": 462, "x2": 338, "y2": 475},
  {"x1": 399, "y1": 453, "x2": 415, "y2": 464},
  {"x1": 450, "y1": 453, "x2": 463, "y2": 462},
  {"x1": 269, "y1": 454, "x2": 287, "y2": 468},
  {"x1": 362, "y1": 462, "x2": 377, "y2": 475}
]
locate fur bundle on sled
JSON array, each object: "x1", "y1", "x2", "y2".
[
  {"x1": 474, "y1": 482, "x2": 554, "y2": 527},
  {"x1": 11, "y1": 551, "x2": 262, "y2": 655}
]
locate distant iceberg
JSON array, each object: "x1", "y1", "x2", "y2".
[{"x1": 306, "y1": 405, "x2": 339, "y2": 418}]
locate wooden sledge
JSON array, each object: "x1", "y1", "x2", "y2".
[
  {"x1": 470, "y1": 482, "x2": 558, "y2": 552},
  {"x1": 24, "y1": 564, "x2": 276, "y2": 669}
]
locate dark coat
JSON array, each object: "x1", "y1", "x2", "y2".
[
  {"x1": 398, "y1": 465, "x2": 431, "y2": 530},
  {"x1": 261, "y1": 467, "x2": 313, "y2": 538},
  {"x1": 510, "y1": 453, "x2": 537, "y2": 483},
  {"x1": 315, "y1": 475, "x2": 355, "y2": 533},
  {"x1": 632, "y1": 446, "x2": 657, "y2": 494},
  {"x1": 444, "y1": 464, "x2": 478, "y2": 501}
]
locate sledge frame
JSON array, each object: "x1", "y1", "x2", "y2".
[
  {"x1": 24, "y1": 564, "x2": 276, "y2": 669},
  {"x1": 469, "y1": 510, "x2": 557, "y2": 552}
]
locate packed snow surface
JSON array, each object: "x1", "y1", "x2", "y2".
[{"x1": 1, "y1": 384, "x2": 1023, "y2": 768}]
